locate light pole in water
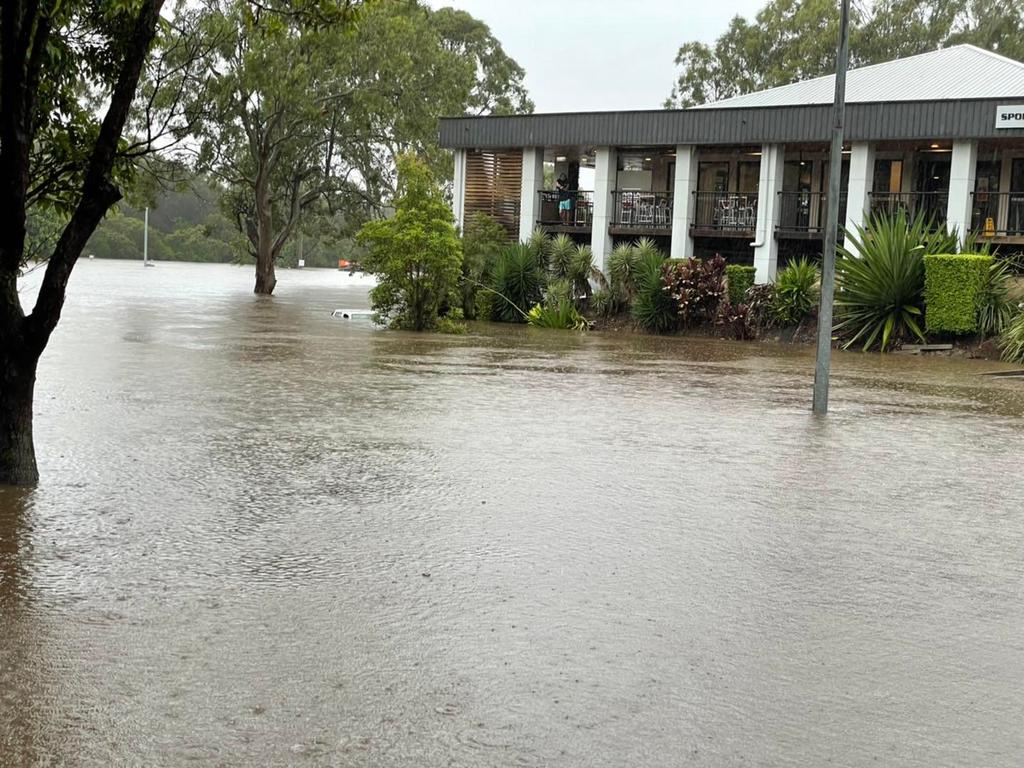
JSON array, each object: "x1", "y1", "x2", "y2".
[{"x1": 812, "y1": 0, "x2": 851, "y2": 414}]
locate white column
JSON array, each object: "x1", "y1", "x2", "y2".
[
  {"x1": 452, "y1": 148, "x2": 467, "y2": 232},
  {"x1": 844, "y1": 142, "x2": 875, "y2": 247},
  {"x1": 753, "y1": 144, "x2": 785, "y2": 283},
  {"x1": 519, "y1": 147, "x2": 544, "y2": 243},
  {"x1": 947, "y1": 140, "x2": 978, "y2": 246},
  {"x1": 591, "y1": 146, "x2": 617, "y2": 274},
  {"x1": 670, "y1": 144, "x2": 698, "y2": 260}
]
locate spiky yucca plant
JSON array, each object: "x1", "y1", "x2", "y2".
[{"x1": 835, "y1": 211, "x2": 958, "y2": 351}]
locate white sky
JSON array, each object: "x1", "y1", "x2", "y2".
[{"x1": 427, "y1": 0, "x2": 766, "y2": 112}]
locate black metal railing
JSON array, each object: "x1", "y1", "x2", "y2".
[
  {"x1": 611, "y1": 190, "x2": 673, "y2": 230},
  {"x1": 537, "y1": 190, "x2": 594, "y2": 228},
  {"x1": 868, "y1": 191, "x2": 948, "y2": 225},
  {"x1": 970, "y1": 191, "x2": 1024, "y2": 236},
  {"x1": 691, "y1": 191, "x2": 759, "y2": 231},
  {"x1": 777, "y1": 191, "x2": 848, "y2": 233}
]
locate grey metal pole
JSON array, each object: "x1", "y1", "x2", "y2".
[
  {"x1": 812, "y1": 0, "x2": 851, "y2": 415},
  {"x1": 143, "y1": 207, "x2": 149, "y2": 266}
]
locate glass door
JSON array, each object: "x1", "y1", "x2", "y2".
[{"x1": 1010, "y1": 158, "x2": 1024, "y2": 234}]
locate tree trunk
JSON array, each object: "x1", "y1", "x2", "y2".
[
  {"x1": 0, "y1": 350, "x2": 40, "y2": 486},
  {"x1": 254, "y1": 244, "x2": 277, "y2": 295}
]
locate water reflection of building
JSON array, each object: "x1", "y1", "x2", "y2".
[{"x1": 442, "y1": 45, "x2": 1024, "y2": 282}]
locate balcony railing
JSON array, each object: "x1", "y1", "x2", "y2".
[
  {"x1": 869, "y1": 191, "x2": 948, "y2": 225},
  {"x1": 692, "y1": 191, "x2": 758, "y2": 232},
  {"x1": 536, "y1": 190, "x2": 594, "y2": 228},
  {"x1": 970, "y1": 191, "x2": 1024, "y2": 236},
  {"x1": 777, "y1": 191, "x2": 848, "y2": 234},
  {"x1": 611, "y1": 190, "x2": 672, "y2": 230}
]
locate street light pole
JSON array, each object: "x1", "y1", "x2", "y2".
[{"x1": 812, "y1": 0, "x2": 852, "y2": 415}]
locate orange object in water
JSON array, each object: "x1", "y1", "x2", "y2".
[{"x1": 338, "y1": 259, "x2": 350, "y2": 269}]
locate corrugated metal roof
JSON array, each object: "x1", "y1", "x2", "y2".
[{"x1": 699, "y1": 45, "x2": 1024, "y2": 109}]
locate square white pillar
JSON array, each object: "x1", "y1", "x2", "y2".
[
  {"x1": 753, "y1": 144, "x2": 785, "y2": 283},
  {"x1": 519, "y1": 147, "x2": 544, "y2": 243},
  {"x1": 591, "y1": 146, "x2": 617, "y2": 275},
  {"x1": 670, "y1": 144, "x2": 698, "y2": 260},
  {"x1": 947, "y1": 140, "x2": 978, "y2": 247},
  {"x1": 452, "y1": 148, "x2": 467, "y2": 232},
  {"x1": 844, "y1": 142, "x2": 875, "y2": 248}
]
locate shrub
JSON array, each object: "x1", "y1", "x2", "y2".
[
  {"x1": 745, "y1": 283, "x2": 778, "y2": 331},
  {"x1": 772, "y1": 258, "x2": 820, "y2": 326},
  {"x1": 590, "y1": 287, "x2": 625, "y2": 318},
  {"x1": 527, "y1": 299, "x2": 587, "y2": 330},
  {"x1": 664, "y1": 254, "x2": 727, "y2": 327},
  {"x1": 725, "y1": 264, "x2": 756, "y2": 306},
  {"x1": 999, "y1": 309, "x2": 1024, "y2": 363},
  {"x1": 547, "y1": 233, "x2": 576, "y2": 280},
  {"x1": 923, "y1": 253, "x2": 992, "y2": 334},
  {"x1": 358, "y1": 154, "x2": 461, "y2": 331},
  {"x1": 977, "y1": 255, "x2": 1020, "y2": 337},
  {"x1": 632, "y1": 250, "x2": 677, "y2": 333},
  {"x1": 489, "y1": 243, "x2": 545, "y2": 323},
  {"x1": 436, "y1": 315, "x2": 468, "y2": 334},
  {"x1": 460, "y1": 212, "x2": 508, "y2": 319},
  {"x1": 717, "y1": 301, "x2": 754, "y2": 340},
  {"x1": 834, "y1": 210, "x2": 953, "y2": 351}
]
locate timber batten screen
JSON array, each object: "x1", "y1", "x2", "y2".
[{"x1": 465, "y1": 149, "x2": 522, "y2": 238}]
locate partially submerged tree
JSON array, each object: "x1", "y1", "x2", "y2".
[
  {"x1": 185, "y1": 0, "x2": 530, "y2": 295},
  {"x1": 1, "y1": 0, "x2": 169, "y2": 485},
  {"x1": 357, "y1": 154, "x2": 461, "y2": 331},
  {"x1": 665, "y1": 0, "x2": 1024, "y2": 107}
]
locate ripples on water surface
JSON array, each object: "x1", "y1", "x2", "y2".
[{"x1": 2, "y1": 260, "x2": 1023, "y2": 766}]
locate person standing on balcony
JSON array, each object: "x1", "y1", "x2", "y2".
[{"x1": 556, "y1": 174, "x2": 572, "y2": 225}]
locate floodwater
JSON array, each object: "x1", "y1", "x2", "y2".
[{"x1": 3, "y1": 260, "x2": 1024, "y2": 767}]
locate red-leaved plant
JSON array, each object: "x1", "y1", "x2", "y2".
[{"x1": 663, "y1": 254, "x2": 728, "y2": 327}]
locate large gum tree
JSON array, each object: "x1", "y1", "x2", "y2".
[
  {"x1": 187, "y1": 0, "x2": 531, "y2": 296},
  {"x1": 1, "y1": 0, "x2": 167, "y2": 486}
]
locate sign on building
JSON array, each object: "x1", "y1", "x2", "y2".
[{"x1": 996, "y1": 106, "x2": 1024, "y2": 129}]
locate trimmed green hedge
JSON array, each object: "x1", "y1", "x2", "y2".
[
  {"x1": 725, "y1": 264, "x2": 757, "y2": 305},
  {"x1": 924, "y1": 253, "x2": 992, "y2": 334}
]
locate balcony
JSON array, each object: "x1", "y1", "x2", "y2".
[
  {"x1": 776, "y1": 191, "x2": 848, "y2": 238},
  {"x1": 868, "y1": 191, "x2": 948, "y2": 226},
  {"x1": 536, "y1": 190, "x2": 594, "y2": 232},
  {"x1": 691, "y1": 191, "x2": 758, "y2": 237},
  {"x1": 610, "y1": 190, "x2": 672, "y2": 235},
  {"x1": 970, "y1": 191, "x2": 1024, "y2": 238}
]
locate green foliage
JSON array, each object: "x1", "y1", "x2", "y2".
[
  {"x1": 489, "y1": 243, "x2": 545, "y2": 322},
  {"x1": 632, "y1": 250, "x2": 678, "y2": 333},
  {"x1": 527, "y1": 300, "x2": 587, "y2": 330},
  {"x1": 745, "y1": 283, "x2": 779, "y2": 330},
  {"x1": 835, "y1": 211, "x2": 956, "y2": 351},
  {"x1": 547, "y1": 234, "x2": 576, "y2": 280},
  {"x1": 357, "y1": 154, "x2": 462, "y2": 331},
  {"x1": 772, "y1": 258, "x2": 820, "y2": 326},
  {"x1": 666, "y1": 1, "x2": 1024, "y2": 107},
  {"x1": 460, "y1": 212, "x2": 508, "y2": 318},
  {"x1": 436, "y1": 315, "x2": 468, "y2": 334},
  {"x1": 725, "y1": 264, "x2": 757, "y2": 306},
  {"x1": 923, "y1": 253, "x2": 992, "y2": 334},
  {"x1": 999, "y1": 309, "x2": 1024, "y2": 364},
  {"x1": 977, "y1": 255, "x2": 1020, "y2": 337}
]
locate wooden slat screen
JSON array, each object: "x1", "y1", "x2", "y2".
[{"x1": 465, "y1": 149, "x2": 522, "y2": 239}]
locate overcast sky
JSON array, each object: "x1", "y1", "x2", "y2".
[{"x1": 427, "y1": 0, "x2": 766, "y2": 113}]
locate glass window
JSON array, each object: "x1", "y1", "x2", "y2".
[
  {"x1": 1011, "y1": 158, "x2": 1024, "y2": 191},
  {"x1": 698, "y1": 162, "x2": 729, "y2": 193},
  {"x1": 873, "y1": 159, "x2": 903, "y2": 194},
  {"x1": 738, "y1": 161, "x2": 760, "y2": 193}
]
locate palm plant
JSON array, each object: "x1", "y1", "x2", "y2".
[
  {"x1": 631, "y1": 248, "x2": 676, "y2": 333},
  {"x1": 772, "y1": 258, "x2": 820, "y2": 325},
  {"x1": 976, "y1": 255, "x2": 1020, "y2": 337},
  {"x1": 835, "y1": 211, "x2": 955, "y2": 351},
  {"x1": 546, "y1": 233, "x2": 575, "y2": 279},
  {"x1": 999, "y1": 309, "x2": 1024, "y2": 364},
  {"x1": 489, "y1": 243, "x2": 545, "y2": 322}
]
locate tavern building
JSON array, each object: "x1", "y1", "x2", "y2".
[{"x1": 439, "y1": 45, "x2": 1024, "y2": 282}]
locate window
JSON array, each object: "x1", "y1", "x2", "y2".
[{"x1": 698, "y1": 162, "x2": 729, "y2": 193}]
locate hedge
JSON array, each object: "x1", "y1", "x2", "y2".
[
  {"x1": 725, "y1": 264, "x2": 757, "y2": 305},
  {"x1": 923, "y1": 253, "x2": 992, "y2": 334}
]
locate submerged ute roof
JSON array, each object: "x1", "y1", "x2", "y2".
[{"x1": 698, "y1": 45, "x2": 1024, "y2": 109}]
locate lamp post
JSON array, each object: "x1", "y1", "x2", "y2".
[{"x1": 812, "y1": 0, "x2": 851, "y2": 414}]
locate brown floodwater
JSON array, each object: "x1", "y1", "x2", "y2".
[{"x1": 3, "y1": 259, "x2": 1024, "y2": 767}]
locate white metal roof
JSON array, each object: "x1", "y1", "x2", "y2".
[{"x1": 698, "y1": 45, "x2": 1024, "y2": 109}]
